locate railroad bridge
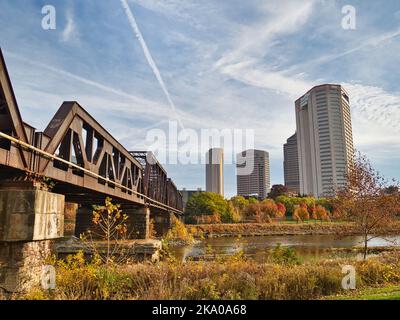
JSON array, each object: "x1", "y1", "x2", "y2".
[{"x1": 0, "y1": 48, "x2": 182, "y2": 292}]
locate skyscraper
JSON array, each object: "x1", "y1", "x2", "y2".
[
  {"x1": 295, "y1": 84, "x2": 354, "y2": 198},
  {"x1": 205, "y1": 148, "x2": 224, "y2": 196},
  {"x1": 283, "y1": 133, "x2": 300, "y2": 194},
  {"x1": 236, "y1": 149, "x2": 270, "y2": 200}
]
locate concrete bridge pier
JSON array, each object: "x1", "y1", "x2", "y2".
[
  {"x1": 150, "y1": 210, "x2": 176, "y2": 237},
  {"x1": 75, "y1": 204, "x2": 151, "y2": 240},
  {"x1": 0, "y1": 182, "x2": 64, "y2": 293},
  {"x1": 123, "y1": 206, "x2": 150, "y2": 240}
]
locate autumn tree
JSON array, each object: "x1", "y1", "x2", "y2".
[
  {"x1": 82, "y1": 197, "x2": 130, "y2": 265},
  {"x1": 335, "y1": 153, "x2": 399, "y2": 260},
  {"x1": 268, "y1": 184, "x2": 289, "y2": 199}
]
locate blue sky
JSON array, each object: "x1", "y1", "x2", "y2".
[{"x1": 0, "y1": 0, "x2": 399, "y2": 198}]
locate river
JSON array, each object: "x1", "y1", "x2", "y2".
[{"x1": 170, "y1": 234, "x2": 400, "y2": 262}]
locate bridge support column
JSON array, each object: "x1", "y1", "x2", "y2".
[
  {"x1": 150, "y1": 211, "x2": 175, "y2": 237},
  {"x1": 64, "y1": 202, "x2": 78, "y2": 237},
  {"x1": 75, "y1": 206, "x2": 93, "y2": 238},
  {"x1": 124, "y1": 206, "x2": 150, "y2": 240},
  {"x1": 0, "y1": 182, "x2": 64, "y2": 293}
]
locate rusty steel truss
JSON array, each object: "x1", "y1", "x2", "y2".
[{"x1": 0, "y1": 48, "x2": 182, "y2": 213}]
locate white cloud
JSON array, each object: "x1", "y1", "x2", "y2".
[
  {"x1": 60, "y1": 11, "x2": 77, "y2": 43},
  {"x1": 345, "y1": 83, "x2": 400, "y2": 147},
  {"x1": 215, "y1": 0, "x2": 316, "y2": 70}
]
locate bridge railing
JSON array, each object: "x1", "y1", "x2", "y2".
[
  {"x1": 0, "y1": 131, "x2": 183, "y2": 213},
  {"x1": 131, "y1": 151, "x2": 183, "y2": 212}
]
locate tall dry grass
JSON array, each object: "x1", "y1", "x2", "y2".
[{"x1": 20, "y1": 251, "x2": 400, "y2": 300}]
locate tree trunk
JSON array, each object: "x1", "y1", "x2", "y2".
[{"x1": 363, "y1": 234, "x2": 368, "y2": 260}]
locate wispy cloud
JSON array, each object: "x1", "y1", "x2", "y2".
[
  {"x1": 1, "y1": 0, "x2": 399, "y2": 196},
  {"x1": 121, "y1": 0, "x2": 184, "y2": 129},
  {"x1": 60, "y1": 10, "x2": 77, "y2": 43}
]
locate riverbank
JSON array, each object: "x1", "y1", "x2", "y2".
[
  {"x1": 188, "y1": 221, "x2": 400, "y2": 238},
  {"x1": 11, "y1": 251, "x2": 400, "y2": 300}
]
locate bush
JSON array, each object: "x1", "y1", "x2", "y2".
[
  {"x1": 268, "y1": 244, "x2": 300, "y2": 265},
  {"x1": 185, "y1": 192, "x2": 238, "y2": 224},
  {"x1": 293, "y1": 204, "x2": 310, "y2": 222},
  {"x1": 164, "y1": 216, "x2": 194, "y2": 245}
]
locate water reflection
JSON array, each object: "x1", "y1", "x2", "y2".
[{"x1": 170, "y1": 235, "x2": 400, "y2": 262}]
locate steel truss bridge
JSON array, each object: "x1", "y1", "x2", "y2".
[{"x1": 0, "y1": 48, "x2": 183, "y2": 214}]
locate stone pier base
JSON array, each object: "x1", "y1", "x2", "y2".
[
  {"x1": 0, "y1": 240, "x2": 53, "y2": 293},
  {"x1": 0, "y1": 185, "x2": 64, "y2": 293}
]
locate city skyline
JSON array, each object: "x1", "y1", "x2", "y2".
[{"x1": 0, "y1": 1, "x2": 399, "y2": 198}]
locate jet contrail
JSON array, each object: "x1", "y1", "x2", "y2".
[{"x1": 120, "y1": 0, "x2": 184, "y2": 129}]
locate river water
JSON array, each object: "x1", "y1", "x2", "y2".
[{"x1": 170, "y1": 235, "x2": 400, "y2": 262}]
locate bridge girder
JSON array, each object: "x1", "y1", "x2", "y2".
[{"x1": 0, "y1": 48, "x2": 182, "y2": 213}]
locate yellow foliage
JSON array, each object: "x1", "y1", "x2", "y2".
[{"x1": 164, "y1": 216, "x2": 194, "y2": 245}]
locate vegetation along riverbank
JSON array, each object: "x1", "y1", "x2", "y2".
[{"x1": 188, "y1": 221, "x2": 400, "y2": 238}]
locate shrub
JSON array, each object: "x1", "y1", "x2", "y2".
[
  {"x1": 293, "y1": 204, "x2": 310, "y2": 222},
  {"x1": 268, "y1": 244, "x2": 300, "y2": 265},
  {"x1": 276, "y1": 202, "x2": 286, "y2": 218},
  {"x1": 315, "y1": 205, "x2": 331, "y2": 221},
  {"x1": 164, "y1": 216, "x2": 194, "y2": 245}
]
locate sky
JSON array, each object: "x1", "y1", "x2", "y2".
[{"x1": 0, "y1": 0, "x2": 399, "y2": 198}]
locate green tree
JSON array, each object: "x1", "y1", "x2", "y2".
[
  {"x1": 268, "y1": 184, "x2": 289, "y2": 199},
  {"x1": 185, "y1": 192, "x2": 237, "y2": 223},
  {"x1": 230, "y1": 196, "x2": 249, "y2": 211}
]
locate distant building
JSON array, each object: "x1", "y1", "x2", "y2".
[
  {"x1": 180, "y1": 188, "x2": 204, "y2": 209},
  {"x1": 295, "y1": 84, "x2": 354, "y2": 197},
  {"x1": 205, "y1": 148, "x2": 224, "y2": 196},
  {"x1": 283, "y1": 133, "x2": 300, "y2": 194},
  {"x1": 236, "y1": 149, "x2": 270, "y2": 200}
]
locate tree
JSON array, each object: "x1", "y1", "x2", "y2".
[
  {"x1": 292, "y1": 203, "x2": 309, "y2": 222},
  {"x1": 335, "y1": 153, "x2": 399, "y2": 260},
  {"x1": 81, "y1": 197, "x2": 130, "y2": 265},
  {"x1": 248, "y1": 197, "x2": 259, "y2": 204},
  {"x1": 230, "y1": 196, "x2": 249, "y2": 211},
  {"x1": 385, "y1": 185, "x2": 399, "y2": 195},
  {"x1": 243, "y1": 199, "x2": 280, "y2": 223},
  {"x1": 268, "y1": 184, "x2": 289, "y2": 199},
  {"x1": 185, "y1": 192, "x2": 237, "y2": 223}
]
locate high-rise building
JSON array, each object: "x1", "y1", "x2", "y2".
[
  {"x1": 283, "y1": 133, "x2": 300, "y2": 194},
  {"x1": 295, "y1": 84, "x2": 354, "y2": 197},
  {"x1": 236, "y1": 149, "x2": 270, "y2": 200},
  {"x1": 205, "y1": 148, "x2": 224, "y2": 196}
]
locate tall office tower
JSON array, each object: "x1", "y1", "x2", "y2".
[
  {"x1": 236, "y1": 149, "x2": 270, "y2": 200},
  {"x1": 283, "y1": 133, "x2": 300, "y2": 194},
  {"x1": 205, "y1": 148, "x2": 224, "y2": 196},
  {"x1": 296, "y1": 84, "x2": 354, "y2": 198}
]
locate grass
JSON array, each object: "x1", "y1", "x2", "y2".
[
  {"x1": 14, "y1": 250, "x2": 400, "y2": 300},
  {"x1": 328, "y1": 285, "x2": 400, "y2": 300}
]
